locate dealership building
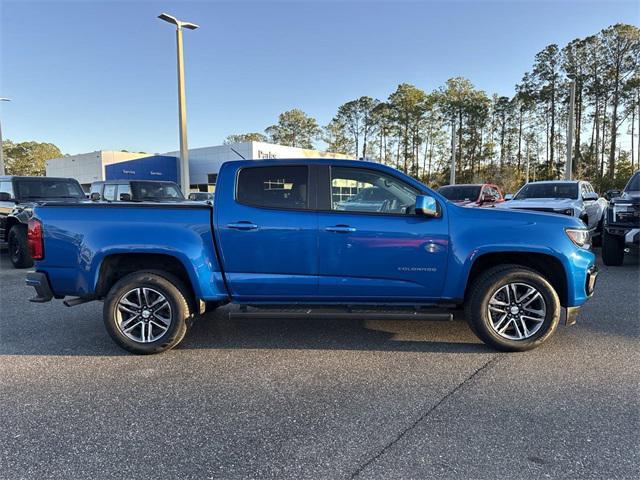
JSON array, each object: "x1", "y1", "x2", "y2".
[{"x1": 46, "y1": 141, "x2": 354, "y2": 192}]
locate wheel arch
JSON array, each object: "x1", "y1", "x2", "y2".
[
  {"x1": 464, "y1": 252, "x2": 568, "y2": 307},
  {"x1": 95, "y1": 253, "x2": 197, "y2": 308}
]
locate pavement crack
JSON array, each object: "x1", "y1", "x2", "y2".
[{"x1": 349, "y1": 354, "x2": 500, "y2": 479}]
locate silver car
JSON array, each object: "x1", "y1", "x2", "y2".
[{"x1": 496, "y1": 180, "x2": 607, "y2": 241}]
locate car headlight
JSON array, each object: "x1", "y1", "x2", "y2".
[{"x1": 565, "y1": 228, "x2": 590, "y2": 248}]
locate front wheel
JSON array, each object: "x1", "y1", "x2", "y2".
[
  {"x1": 103, "y1": 271, "x2": 192, "y2": 354},
  {"x1": 8, "y1": 225, "x2": 33, "y2": 268},
  {"x1": 465, "y1": 265, "x2": 561, "y2": 352}
]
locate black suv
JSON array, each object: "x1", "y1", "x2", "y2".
[
  {"x1": 602, "y1": 171, "x2": 640, "y2": 266},
  {"x1": 0, "y1": 176, "x2": 86, "y2": 268},
  {"x1": 90, "y1": 180, "x2": 185, "y2": 202}
]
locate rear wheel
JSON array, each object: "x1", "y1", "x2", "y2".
[
  {"x1": 103, "y1": 271, "x2": 192, "y2": 354},
  {"x1": 465, "y1": 265, "x2": 560, "y2": 352},
  {"x1": 8, "y1": 225, "x2": 33, "y2": 268},
  {"x1": 602, "y1": 229, "x2": 625, "y2": 266}
]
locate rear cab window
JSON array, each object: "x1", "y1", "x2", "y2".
[
  {"x1": 14, "y1": 179, "x2": 85, "y2": 200},
  {"x1": 237, "y1": 166, "x2": 309, "y2": 210}
]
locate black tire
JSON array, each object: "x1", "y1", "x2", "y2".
[
  {"x1": 103, "y1": 271, "x2": 192, "y2": 354},
  {"x1": 8, "y1": 224, "x2": 33, "y2": 268},
  {"x1": 465, "y1": 265, "x2": 561, "y2": 352},
  {"x1": 602, "y1": 229, "x2": 625, "y2": 266},
  {"x1": 591, "y1": 217, "x2": 604, "y2": 247}
]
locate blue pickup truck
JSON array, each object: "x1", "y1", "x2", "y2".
[{"x1": 25, "y1": 159, "x2": 598, "y2": 354}]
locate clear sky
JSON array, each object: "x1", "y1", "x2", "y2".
[{"x1": 1, "y1": 0, "x2": 638, "y2": 155}]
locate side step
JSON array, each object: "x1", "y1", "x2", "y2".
[{"x1": 229, "y1": 306, "x2": 453, "y2": 321}]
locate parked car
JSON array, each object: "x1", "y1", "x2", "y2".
[
  {"x1": 437, "y1": 183, "x2": 504, "y2": 207},
  {"x1": 188, "y1": 192, "x2": 214, "y2": 202},
  {"x1": 496, "y1": 180, "x2": 607, "y2": 242},
  {"x1": 602, "y1": 171, "x2": 640, "y2": 266},
  {"x1": 26, "y1": 159, "x2": 597, "y2": 354},
  {"x1": 0, "y1": 175, "x2": 86, "y2": 268},
  {"x1": 90, "y1": 180, "x2": 185, "y2": 202}
]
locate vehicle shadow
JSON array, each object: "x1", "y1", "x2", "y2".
[
  {"x1": 179, "y1": 308, "x2": 490, "y2": 354},
  {"x1": 0, "y1": 303, "x2": 490, "y2": 357}
]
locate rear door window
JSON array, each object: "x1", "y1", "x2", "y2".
[
  {"x1": 103, "y1": 184, "x2": 117, "y2": 201},
  {"x1": 0, "y1": 181, "x2": 14, "y2": 199},
  {"x1": 117, "y1": 184, "x2": 132, "y2": 200},
  {"x1": 237, "y1": 166, "x2": 309, "y2": 210}
]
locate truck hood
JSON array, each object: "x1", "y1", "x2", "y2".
[
  {"x1": 496, "y1": 198, "x2": 577, "y2": 210},
  {"x1": 614, "y1": 191, "x2": 640, "y2": 203},
  {"x1": 451, "y1": 201, "x2": 584, "y2": 229}
]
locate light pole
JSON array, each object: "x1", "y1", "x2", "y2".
[
  {"x1": 450, "y1": 120, "x2": 456, "y2": 185},
  {"x1": 0, "y1": 97, "x2": 11, "y2": 176},
  {"x1": 158, "y1": 13, "x2": 199, "y2": 195},
  {"x1": 565, "y1": 80, "x2": 576, "y2": 180}
]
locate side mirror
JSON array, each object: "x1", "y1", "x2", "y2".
[
  {"x1": 119, "y1": 193, "x2": 132, "y2": 201},
  {"x1": 480, "y1": 193, "x2": 493, "y2": 204},
  {"x1": 0, "y1": 192, "x2": 12, "y2": 201},
  {"x1": 504, "y1": 194, "x2": 514, "y2": 201},
  {"x1": 604, "y1": 189, "x2": 621, "y2": 201},
  {"x1": 415, "y1": 195, "x2": 438, "y2": 217},
  {"x1": 583, "y1": 192, "x2": 598, "y2": 201},
  {"x1": 90, "y1": 192, "x2": 101, "y2": 201}
]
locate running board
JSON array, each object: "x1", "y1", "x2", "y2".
[{"x1": 229, "y1": 307, "x2": 453, "y2": 322}]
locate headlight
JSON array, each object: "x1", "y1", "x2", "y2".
[{"x1": 565, "y1": 228, "x2": 590, "y2": 248}]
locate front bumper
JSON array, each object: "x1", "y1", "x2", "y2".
[
  {"x1": 25, "y1": 271, "x2": 53, "y2": 303},
  {"x1": 605, "y1": 226, "x2": 640, "y2": 245},
  {"x1": 565, "y1": 265, "x2": 598, "y2": 326},
  {"x1": 586, "y1": 265, "x2": 598, "y2": 297}
]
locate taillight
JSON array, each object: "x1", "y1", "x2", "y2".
[{"x1": 28, "y1": 218, "x2": 44, "y2": 260}]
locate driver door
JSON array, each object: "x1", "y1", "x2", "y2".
[{"x1": 317, "y1": 165, "x2": 449, "y2": 301}]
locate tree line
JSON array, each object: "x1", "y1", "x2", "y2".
[{"x1": 227, "y1": 23, "x2": 639, "y2": 193}]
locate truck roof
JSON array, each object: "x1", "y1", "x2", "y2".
[
  {"x1": 523, "y1": 180, "x2": 581, "y2": 184},
  {"x1": 219, "y1": 158, "x2": 389, "y2": 170},
  {"x1": 0, "y1": 175, "x2": 79, "y2": 182}
]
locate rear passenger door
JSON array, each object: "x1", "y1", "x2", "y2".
[{"x1": 215, "y1": 165, "x2": 318, "y2": 299}]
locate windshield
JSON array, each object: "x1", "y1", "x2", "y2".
[
  {"x1": 438, "y1": 185, "x2": 481, "y2": 202},
  {"x1": 514, "y1": 183, "x2": 578, "y2": 200},
  {"x1": 625, "y1": 172, "x2": 640, "y2": 192},
  {"x1": 15, "y1": 179, "x2": 85, "y2": 199},
  {"x1": 131, "y1": 182, "x2": 184, "y2": 201}
]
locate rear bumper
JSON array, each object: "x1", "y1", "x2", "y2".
[{"x1": 25, "y1": 271, "x2": 53, "y2": 303}]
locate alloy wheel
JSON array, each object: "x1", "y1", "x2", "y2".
[
  {"x1": 115, "y1": 287, "x2": 172, "y2": 343},
  {"x1": 487, "y1": 282, "x2": 546, "y2": 340}
]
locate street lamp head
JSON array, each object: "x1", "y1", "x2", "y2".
[
  {"x1": 0, "y1": 98, "x2": 10, "y2": 102},
  {"x1": 158, "y1": 13, "x2": 199, "y2": 30}
]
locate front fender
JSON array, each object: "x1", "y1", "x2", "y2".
[{"x1": 443, "y1": 205, "x2": 595, "y2": 307}]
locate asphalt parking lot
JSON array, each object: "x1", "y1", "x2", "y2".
[{"x1": 1, "y1": 250, "x2": 638, "y2": 480}]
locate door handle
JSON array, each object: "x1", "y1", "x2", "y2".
[
  {"x1": 227, "y1": 221, "x2": 258, "y2": 231},
  {"x1": 325, "y1": 225, "x2": 356, "y2": 233}
]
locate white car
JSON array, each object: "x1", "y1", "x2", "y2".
[{"x1": 496, "y1": 180, "x2": 607, "y2": 241}]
